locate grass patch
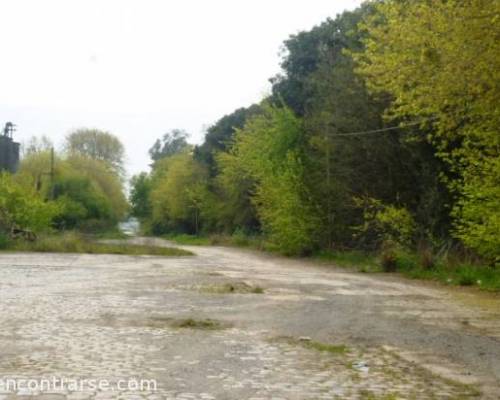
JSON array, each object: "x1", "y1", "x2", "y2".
[
  {"x1": 275, "y1": 336, "x2": 348, "y2": 355},
  {"x1": 316, "y1": 247, "x2": 500, "y2": 292},
  {"x1": 164, "y1": 234, "x2": 212, "y2": 246},
  {"x1": 199, "y1": 281, "x2": 264, "y2": 294},
  {"x1": 305, "y1": 340, "x2": 348, "y2": 354},
  {"x1": 3, "y1": 232, "x2": 192, "y2": 256},
  {"x1": 89, "y1": 229, "x2": 129, "y2": 240},
  {"x1": 315, "y1": 250, "x2": 380, "y2": 273},
  {"x1": 390, "y1": 249, "x2": 500, "y2": 292},
  {"x1": 170, "y1": 318, "x2": 227, "y2": 330},
  {"x1": 165, "y1": 232, "x2": 265, "y2": 250}
]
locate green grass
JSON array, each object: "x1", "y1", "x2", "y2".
[
  {"x1": 277, "y1": 336, "x2": 349, "y2": 355},
  {"x1": 315, "y1": 248, "x2": 500, "y2": 292},
  {"x1": 89, "y1": 229, "x2": 129, "y2": 240},
  {"x1": 400, "y1": 261, "x2": 500, "y2": 292},
  {"x1": 163, "y1": 233, "x2": 212, "y2": 245},
  {"x1": 3, "y1": 232, "x2": 192, "y2": 257},
  {"x1": 165, "y1": 232, "x2": 265, "y2": 249},
  {"x1": 304, "y1": 340, "x2": 348, "y2": 354},
  {"x1": 315, "y1": 249, "x2": 380, "y2": 273}
]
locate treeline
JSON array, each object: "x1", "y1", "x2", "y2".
[
  {"x1": 0, "y1": 129, "x2": 127, "y2": 243},
  {"x1": 131, "y1": 1, "x2": 499, "y2": 264}
]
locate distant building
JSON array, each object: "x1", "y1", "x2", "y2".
[{"x1": 0, "y1": 122, "x2": 20, "y2": 173}]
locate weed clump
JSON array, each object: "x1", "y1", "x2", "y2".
[
  {"x1": 172, "y1": 318, "x2": 226, "y2": 330},
  {"x1": 200, "y1": 282, "x2": 264, "y2": 294}
]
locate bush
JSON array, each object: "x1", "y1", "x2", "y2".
[
  {"x1": 355, "y1": 198, "x2": 416, "y2": 250},
  {"x1": 418, "y1": 246, "x2": 436, "y2": 270},
  {"x1": 380, "y1": 248, "x2": 398, "y2": 272},
  {"x1": 0, "y1": 232, "x2": 10, "y2": 249},
  {"x1": 231, "y1": 228, "x2": 249, "y2": 247},
  {"x1": 0, "y1": 173, "x2": 60, "y2": 233}
]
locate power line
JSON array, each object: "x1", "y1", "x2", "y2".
[{"x1": 330, "y1": 116, "x2": 438, "y2": 137}]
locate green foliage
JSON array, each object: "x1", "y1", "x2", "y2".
[
  {"x1": 355, "y1": 198, "x2": 416, "y2": 249},
  {"x1": 50, "y1": 156, "x2": 127, "y2": 231},
  {"x1": 149, "y1": 129, "x2": 191, "y2": 163},
  {"x1": 316, "y1": 250, "x2": 378, "y2": 272},
  {"x1": 453, "y1": 157, "x2": 500, "y2": 264},
  {"x1": 357, "y1": 0, "x2": 500, "y2": 262},
  {"x1": 6, "y1": 232, "x2": 192, "y2": 256},
  {"x1": 130, "y1": 172, "x2": 152, "y2": 219},
  {"x1": 133, "y1": 1, "x2": 496, "y2": 276},
  {"x1": 218, "y1": 104, "x2": 320, "y2": 255},
  {"x1": 0, "y1": 231, "x2": 10, "y2": 249},
  {"x1": 149, "y1": 152, "x2": 210, "y2": 234},
  {"x1": 194, "y1": 105, "x2": 261, "y2": 174},
  {"x1": 64, "y1": 128, "x2": 125, "y2": 175},
  {"x1": 0, "y1": 173, "x2": 61, "y2": 233},
  {"x1": 17, "y1": 144, "x2": 128, "y2": 233},
  {"x1": 164, "y1": 234, "x2": 212, "y2": 246}
]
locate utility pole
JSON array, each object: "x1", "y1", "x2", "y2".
[
  {"x1": 37, "y1": 147, "x2": 56, "y2": 199},
  {"x1": 50, "y1": 147, "x2": 55, "y2": 199}
]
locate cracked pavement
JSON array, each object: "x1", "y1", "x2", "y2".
[{"x1": 0, "y1": 237, "x2": 499, "y2": 399}]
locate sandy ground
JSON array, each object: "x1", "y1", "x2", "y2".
[{"x1": 0, "y1": 237, "x2": 499, "y2": 399}]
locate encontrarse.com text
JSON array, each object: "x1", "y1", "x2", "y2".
[{"x1": 0, "y1": 378, "x2": 157, "y2": 393}]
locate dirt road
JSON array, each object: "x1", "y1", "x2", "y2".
[{"x1": 0, "y1": 238, "x2": 499, "y2": 399}]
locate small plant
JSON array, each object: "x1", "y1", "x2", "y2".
[
  {"x1": 419, "y1": 246, "x2": 436, "y2": 270},
  {"x1": 380, "y1": 242, "x2": 398, "y2": 272},
  {"x1": 173, "y1": 318, "x2": 226, "y2": 330},
  {"x1": 231, "y1": 228, "x2": 249, "y2": 246},
  {"x1": 200, "y1": 281, "x2": 264, "y2": 294},
  {"x1": 0, "y1": 232, "x2": 10, "y2": 249},
  {"x1": 305, "y1": 340, "x2": 348, "y2": 354},
  {"x1": 276, "y1": 336, "x2": 348, "y2": 355},
  {"x1": 457, "y1": 269, "x2": 476, "y2": 286}
]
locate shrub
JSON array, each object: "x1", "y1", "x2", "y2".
[
  {"x1": 0, "y1": 232, "x2": 10, "y2": 249},
  {"x1": 231, "y1": 228, "x2": 249, "y2": 246},
  {"x1": 418, "y1": 246, "x2": 436, "y2": 270},
  {"x1": 0, "y1": 173, "x2": 60, "y2": 233},
  {"x1": 355, "y1": 197, "x2": 416, "y2": 250},
  {"x1": 380, "y1": 247, "x2": 398, "y2": 272}
]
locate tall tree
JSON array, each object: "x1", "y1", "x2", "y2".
[
  {"x1": 194, "y1": 105, "x2": 260, "y2": 174},
  {"x1": 65, "y1": 129, "x2": 125, "y2": 175},
  {"x1": 149, "y1": 129, "x2": 190, "y2": 163},
  {"x1": 218, "y1": 104, "x2": 320, "y2": 255},
  {"x1": 357, "y1": 0, "x2": 500, "y2": 261}
]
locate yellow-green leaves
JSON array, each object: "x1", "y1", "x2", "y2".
[{"x1": 357, "y1": 0, "x2": 500, "y2": 261}]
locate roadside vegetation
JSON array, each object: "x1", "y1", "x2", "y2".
[
  {"x1": 130, "y1": 1, "x2": 499, "y2": 291},
  {"x1": 1, "y1": 232, "x2": 191, "y2": 256},
  {"x1": 0, "y1": 129, "x2": 191, "y2": 257}
]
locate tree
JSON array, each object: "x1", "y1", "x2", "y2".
[
  {"x1": 270, "y1": 4, "x2": 375, "y2": 116},
  {"x1": 149, "y1": 129, "x2": 190, "y2": 163},
  {"x1": 0, "y1": 173, "x2": 60, "y2": 233},
  {"x1": 357, "y1": 0, "x2": 500, "y2": 261},
  {"x1": 19, "y1": 151, "x2": 128, "y2": 231},
  {"x1": 130, "y1": 172, "x2": 152, "y2": 219},
  {"x1": 218, "y1": 104, "x2": 320, "y2": 255},
  {"x1": 194, "y1": 105, "x2": 261, "y2": 174},
  {"x1": 22, "y1": 135, "x2": 53, "y2": 156},
  {"x1": 149, "y1": 152, "x2": 210, "y2": 234},
  {"x1": 65, "y1": 128, "x2": 125, "y2": 175}
]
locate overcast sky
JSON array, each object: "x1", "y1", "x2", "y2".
[{"x1": 0, "y1": 0, "x2": 362, "y2": 177}]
